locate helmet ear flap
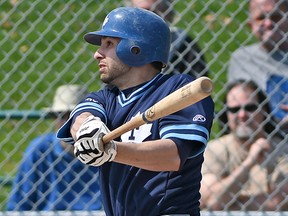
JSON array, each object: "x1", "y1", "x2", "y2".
[
  {"x1": 116, "y1": 39, "x2": 150, "y2": 66},
  {"x1": 130, "y1": 46, "x2": 141, "y2": 55}
]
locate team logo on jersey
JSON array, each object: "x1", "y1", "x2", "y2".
[
  {"x1": 121, "y1": 113, "x2": 152, "y2": 143},
  {"x1": 121, "y1": 123, "x2": 152, "y2": 143},
  {"x1": 193, "y1": 114, "x2": 206, "y2": 122}
]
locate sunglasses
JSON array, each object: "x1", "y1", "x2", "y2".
[{"x1": 227, "y1": 103, "x2": 258, "y2": 114}]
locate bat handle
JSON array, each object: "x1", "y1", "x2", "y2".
[{"x1": 102, "y1": 115, "x2": 145, "y2": 144}]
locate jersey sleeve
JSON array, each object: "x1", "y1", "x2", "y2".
[
  {"x1": 56, "y1": 90, "x2": 108, "y2": 144},
  {"x1": 159, "y1": 75, "x2": 214, "y2": 160}
]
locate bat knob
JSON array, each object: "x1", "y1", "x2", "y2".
[{"x1": 200, "y1": 77, "x2": 213, "y2": 94}]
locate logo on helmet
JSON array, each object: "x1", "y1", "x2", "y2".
[{"x1": 102, "y1": 16, "x2": 109, "y2": 28}]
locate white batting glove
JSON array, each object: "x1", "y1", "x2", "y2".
[{"x1": 74, "y1": 116, "x2": 117, "y2": 166}]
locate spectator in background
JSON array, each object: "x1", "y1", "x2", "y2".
[
  {"x1": 200, "y1": 80, "x2": 288, "y2": 211},
  {"x1": 228, "y1": 0, "x2": 288, "y2": 131},
  {"x1": 6, "y1": 85, "x2": 102, "y2": 211},
  {"x1": 125, "y1": 0, "x2": 209, "y2": 78}
]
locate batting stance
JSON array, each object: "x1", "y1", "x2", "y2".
[{"x1": 57, "y1": 7, "x2": 214, "y2": 216}]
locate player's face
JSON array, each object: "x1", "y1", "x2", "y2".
[
  {"x1": 94, "y1": 37, "x2": 131, "y2": 88},
  {"x1": 249, "y1": 0, "x2": 288, "y2": 51},
  {"x1": 226, "y1": 85, "x2": 265, "y2": 140}
]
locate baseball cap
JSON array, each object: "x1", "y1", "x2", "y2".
[{"x1": 43, "y1": 85, "x2": 88, "y2": 113}]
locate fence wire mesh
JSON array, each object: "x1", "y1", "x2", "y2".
[{"x1": 1, "y1": 0, "x2": 288, "y2": 214}]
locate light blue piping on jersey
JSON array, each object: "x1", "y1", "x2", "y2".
[
  {"x1": 118, "y1": 73, "x2": 165, "y2": 107},
  {"x1": 71, "y1": 102, "x2": 108, "y2": 123},
  {"x1": 160, "y1": 124, "x2": 210, "y2": 142},
  {"x1": 160, "y1": 124, "x2": 209, "y2": 158},
  {"x1": 162, "y1": 133, "x2": 207, "y2": 144},
  {"x1": 162, "y1": 132, "x2": 207, "y2": 158}
]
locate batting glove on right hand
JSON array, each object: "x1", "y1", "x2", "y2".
[{"x1": 74, "y1": 116, "x2": 117, "y2": 166}]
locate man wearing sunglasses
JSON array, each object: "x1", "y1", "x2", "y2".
[
  {"x1": 200, "y1": 79, "x2": 288, "y2": 211},
  {"x1": 228, "y1": 0, "x2": 288, "y2": 132}
]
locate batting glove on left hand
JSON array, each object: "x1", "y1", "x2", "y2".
[{"x1": 74, "y1": 116, "x2": 117, "y2": 166}]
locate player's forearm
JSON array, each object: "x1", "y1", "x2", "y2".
[
  {"x1": 71, "y1": 114, "x2": 181, "y2": 171},
  {"x1": 70, "y1": 112, "x2": 93, "y2": 140},
  {"x1": 113, "y1": 139, "x2": 181, "y2": 171}
]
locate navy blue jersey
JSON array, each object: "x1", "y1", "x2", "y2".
[{"x1": 57, "y1": 73, "x2": 214, "y2": 215}]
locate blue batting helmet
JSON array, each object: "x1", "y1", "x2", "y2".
[{"x1": 84, "y1": 7, "x2": 171, "y2": 67}]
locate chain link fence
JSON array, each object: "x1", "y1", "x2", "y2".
[{"x1": 1, "y1": 0, "x2": 287, "y2": 214}]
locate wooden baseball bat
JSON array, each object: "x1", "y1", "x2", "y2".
[{"x1": 102, "y1": 76, "x2": 213, "y2": 144}]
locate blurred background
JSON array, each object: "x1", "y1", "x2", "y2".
[{"x1": 0, "y1": 0, "x2": 287, "y2": 214}]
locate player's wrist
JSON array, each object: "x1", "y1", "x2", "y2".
[
  {"x1": 106, "y1": 140, "x2": 117, "y2": 162},
  {"x1": 74, "y1": 114, "x2": 118, "y2": 166}
]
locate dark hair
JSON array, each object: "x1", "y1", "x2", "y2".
[
  {"x1": 151, "y1": 0, "x2": 175, "y2": 24},
  {"x1": 151, "y1": 61, "x2": 165, "y2": 71},
  {"x1": 219, "y1": 79, "x2": 275, "y2": 135}
]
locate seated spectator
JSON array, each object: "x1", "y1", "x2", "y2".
[
  {"x1": 228, "y1": 0, "x2": 288, "y2": 130},
  {"x1": 125, "y1": 0, "x2": 208, "y2": 77},
  {"x1": 6, "y1": 85, "x2": 102, "y2": 211},
  {"x1": 200, "y1": 79, "x2": 288, "y2": 211}
]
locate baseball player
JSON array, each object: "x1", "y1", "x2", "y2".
[{"x1": 57, "y1": 7, "x2": 214, "y2": 216}]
